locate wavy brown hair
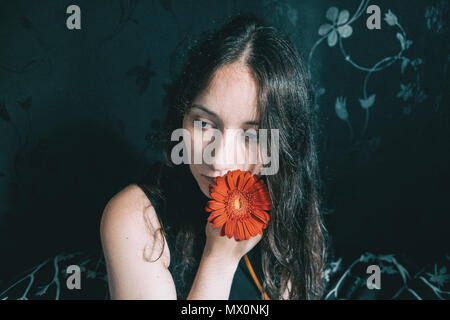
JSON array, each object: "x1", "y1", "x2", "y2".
[{"x1": 151, "y1": 13, "x2": 329, "y2": 300}]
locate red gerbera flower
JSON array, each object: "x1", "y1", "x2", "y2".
[{"x1": 205, "y1": 170, "x2": 272, "y2": 241}]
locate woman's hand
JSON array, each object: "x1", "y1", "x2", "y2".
[{"x1": 203, "y1": 221, "x2": 262, "y2": 263}]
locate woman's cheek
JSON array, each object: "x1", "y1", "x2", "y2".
[{"x1": 181, "y1": 126, "x2": 194, "y2": 164}]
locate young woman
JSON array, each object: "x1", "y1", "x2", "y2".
[{"x1": 100, "y1": 13, "x2": 328, "y2": 300}]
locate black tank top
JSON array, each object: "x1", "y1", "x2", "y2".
[{"x1": 136, "y1": 161, "x2": 265, "y2": 300}]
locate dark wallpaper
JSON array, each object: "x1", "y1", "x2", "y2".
[{"x1": 0, "y1": 0, "x2": 449, "y2": 299}]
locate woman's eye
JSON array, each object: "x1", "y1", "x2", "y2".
[
  {"x1": 243, "y1": 131, "x2": 258, "y2": 142},
  {"x1": 201, "y1": 121, "x2": 212, "y2": 129},
  {"x1": 194, "y1": 119, "x2": 213, "y2": 129}
]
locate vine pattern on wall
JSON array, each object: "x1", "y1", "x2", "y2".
[
  {"x1": 308, "y1": 0, "x2": 428, "y2": 142},
  {"x1": 0, "y1": 251, "x2": 449, "y2": 300}
]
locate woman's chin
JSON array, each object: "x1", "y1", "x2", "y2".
[{"x1": 200, "y1": 184, "x2": 213, "y2": 199}]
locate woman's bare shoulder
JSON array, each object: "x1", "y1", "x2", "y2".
[{"x1": 100, "y1": 183, "x2": 170, "y2": 268}]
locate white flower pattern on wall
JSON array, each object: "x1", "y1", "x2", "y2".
[
  {"x1": 318, "y1": 7, "x2": 353, "y2": 47},
  {"x1": 308, "y1": 0, "x2": 429, "y2": 141}
]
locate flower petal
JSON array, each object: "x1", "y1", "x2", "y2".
[
  {"x1": 240, "y1": 171, "x2": 254, "y2": 190},
  {"x1": 384, "y1": 10, "x2": 398, "y2": 26},
  {"x1": 211, "y1": 191, "x2": 226, "y2": 202},
  {"x1": 225, "y1": 221, "x2": 234, "y2": 238},
  {"x1": 250, "y1": 208, "x2": 270, "y2": 224},
  {"x1": 254, "y1": 192, "x2": 271, "y2": 204},
  {"x1": 337, "y1": 24, "x2": 352, "y2": 38},
  {"x1": 337, "y1": 9, "x2": 350, "y2": 25},
  {"x1": 225, "y1": 171, "x2": 236, "y2": 190},
  {"x1": 248, "y1": 219, "x2": 264, "y2": 235},
  {"x1": 209, "y1": 213, "x2": 227, "y2": 228},
  {"x1": 318, "y1": 23, "x2": 333, "y2": 36},
  {"x1": 207, "y1": 207, "x2": 225, "y2": 220},
  {"x1": 252, "y1": 187, "x2": 271, "y2": 200},
  {"x1": 236, "y1": 171, "x2": 251, "y2": 190},
  {"x1": 233, "y1": 170, "x2": 242, "y2": 189},
  {"x1": 242, "y1": 175, "x2": 257, "y2": 192},
  {"x1": 241, "y1": 221, "x2": 251, "y2": 240},
  {"x1": 233, "y1": 222, "x2": 240, "y2": 241},
  {"x1": 252, "y1": 194, "x2": 271, "y2": 209},
  {"x1": 244, "y1": 219, "x2": 257, "y2": 237},
  {"x1": 212, "y1": 176, "x2": 228, "y2": 195},
  {"x1": 237, "y1": 220, "x2": 246, "y2": 241},
  {"x1": 247, "y1": 180, "x2": 266, "y2": 193},
  {"x1": 327, "y1": 30, "x2": 338, "y2": 47},
  {"x1": 253, "y1": 218, "x2": 267, "y2": 234},
  {"x1": 206, "y1": 200, "x2": 225, "y2": 212},
  {"x1": 253, "y1": 203, "x2": 271, "y2": 211},
  {"x1": 326, "y1": 7, "x2": 339, "y2": 23},
  {"x1": 232, "y1": 170, "x2": 242, "y2": 187}
]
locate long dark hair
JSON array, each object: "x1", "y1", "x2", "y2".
[{"x1": 151, "y1": 13, "x2": 328, "y2": 300}]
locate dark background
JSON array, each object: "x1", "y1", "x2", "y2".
[{"x1": 0, "y1": 0, "x2": 448, "y2": 289}]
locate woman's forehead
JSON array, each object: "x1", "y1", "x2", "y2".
[{"x1": 193, "y1": 63, "x2": 259, "y2": 125}]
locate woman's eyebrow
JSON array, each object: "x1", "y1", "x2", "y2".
[
  {"x1": 192, "y1": 103, "x2": 259, "y2": 126},
  {"x1": 191, "y1": 104, "x2": 218, "y2": 119}
]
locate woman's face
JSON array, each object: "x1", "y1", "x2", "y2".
[{"x1": 182, "y1": 62, "x2": 263, "y2": 198}]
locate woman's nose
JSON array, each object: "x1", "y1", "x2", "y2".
[{"x1": 210, "y1": 129, "x2": 244, "y2": 174}]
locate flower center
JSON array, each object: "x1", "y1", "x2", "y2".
[
  {"x1": 226, "y1": 190, "x2": 251, "y2": 220},
  {"x1": 234, "y1": 198, "x2": 242, "y2": 210}
]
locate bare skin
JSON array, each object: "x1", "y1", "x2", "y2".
[
  {"x1": 101, "y1": 184, "x2": 262, "y2": 299},
  {"x1": 100, "y1": 62, "x2": 279, "y2": 300}
]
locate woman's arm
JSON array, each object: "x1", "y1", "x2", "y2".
[
  {"x1": 187, "y1": 247, "x2": 240, "y2": 300},
  {"x1": 100, "y1": 184, "x2": 261, "y2": 300},
  {"x1": 100, "y1": 184, "x2": 177, "y2": 299},
  {"x1": 187, "y1": 223, "x2": 262, "y2": 300}
]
